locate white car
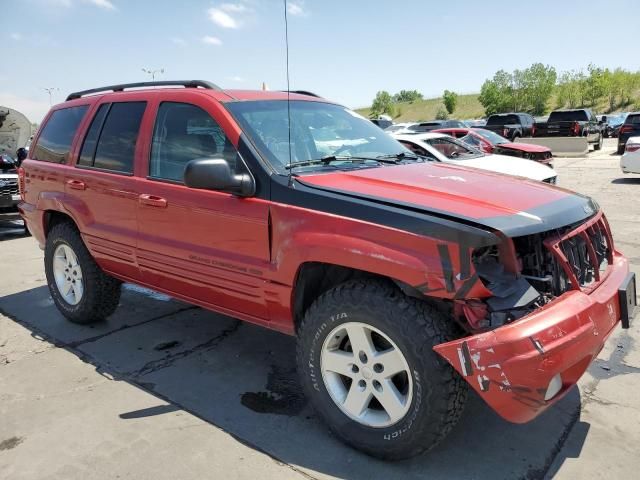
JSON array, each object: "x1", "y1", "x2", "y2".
[
  {"x1": 392, "y1": 132, "x2": 557, "y2": 183},
  {"x1": 620, "y1": 136, "x2": 640, "y2": 173}
]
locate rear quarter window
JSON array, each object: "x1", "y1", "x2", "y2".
[{"x1": 32, "y1": 105, "x2": 88, "y2": 163}]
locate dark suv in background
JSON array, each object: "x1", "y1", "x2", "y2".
[
  {"x1": 481, "y1": 113, "x2": 536, "y2": 140},
  {"x1": 618, "y1": 112, "x2": 640, "y2": 154}
]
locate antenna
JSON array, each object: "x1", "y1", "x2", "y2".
[{"x1": 283, "y1": 0, "x2": 293, "y2": 183}]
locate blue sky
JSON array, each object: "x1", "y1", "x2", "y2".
[{"x1": 2, "y1": 0, "x2": 639, "y2": 123}]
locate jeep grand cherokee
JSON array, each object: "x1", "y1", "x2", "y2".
[{"x1": 18, "y1": 80, "x2": 636, "y2": 460}]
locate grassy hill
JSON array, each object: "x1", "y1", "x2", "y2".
[
  {"x1": 356, "y1": 93, "x2": 484, "y2": 122},
  {"x1": 356, "y1": 91, "x2": 640, "y2": 122}
]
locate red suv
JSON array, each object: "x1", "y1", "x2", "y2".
[{"x1": 19, "y1": 80, "x2": 636, "y2": 460}]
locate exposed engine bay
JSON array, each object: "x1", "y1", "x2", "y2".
[{"x1": 464, "y1": 215, "x2": 611, "y2": 331}]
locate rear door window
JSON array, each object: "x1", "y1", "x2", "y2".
[
  {"x1": 78, "y1": 102, "x2": 146, "y2": 173},
  {"x1": 32, "y1": 105, "x2": 88, "y2": 163}
]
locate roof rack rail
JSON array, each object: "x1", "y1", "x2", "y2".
[
  {"x1": 66, "y1": 80, "x2": 222, "y2": 101},
  {"x1": 282, "y1": 90, "x2": 322, "y2": 98}
]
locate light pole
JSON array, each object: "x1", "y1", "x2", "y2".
[
  {"x1": 43, "y1": 87, "x2": 59, "y2": 106},
  {"x1": 141, "y1": 68, "x2": 165, "y2": 81}
]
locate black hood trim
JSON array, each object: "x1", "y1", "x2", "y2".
[
  {"x1": 292, "y1": 176, "x2": 598, "y2": 239},
  {"x1": 270, "y1": 175, "x2": 499, "y2": 248}
]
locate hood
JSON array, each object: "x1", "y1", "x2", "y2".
[
  {"x1": 453, "y1": 154, "x2": 556, "y2": 182},
  {"x1": 500, "y1": 142, "x2": 551, "y2": 153},
  {"x1": 296, "y1": 162, "x2": 596, "y2": 237}
]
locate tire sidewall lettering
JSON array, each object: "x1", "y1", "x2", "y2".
[{"x1": 308, "y1": 312, "x2": 348, "y2": 391}]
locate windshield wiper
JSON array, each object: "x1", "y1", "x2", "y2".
[
  {"x1": 284, "y1": 155, "x2": 401, "y2": 170},
  {"x1": 376, "y1": 152, "x2": 421, "y2": 161}
]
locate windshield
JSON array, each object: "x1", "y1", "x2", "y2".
[
  {"x1": 486, "y1": 114, "x2": 519, "y2": 125},
  {"x1": 225, "y1": 100, "x2": 411, "y2": 174},
  {"x1": 424, "y1": 136, "x2": 483, "y2": 160},
  {"x1": 473, "y1": 128, "x2": 509, "y2": 144}
]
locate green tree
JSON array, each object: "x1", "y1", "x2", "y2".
[
  {"x1": 478, "y1": 69, "x2": 515, "y2": 115},
  {"x1": 435, "y1": 107, "x2": 448, "y2": 120},
  {"x1": 442, "y1": 90, "x2": 458, "y2": 115},
  {"x1": 370, "y1": 91, "x2": 396, "y2": 118},
  {"x1": 522, "y1": 63, "x2": 556, "y2": 115},
  {"x1": 393, "y1": 89, "x2": 423, "y2": 103},
  {"x1": 585, "y1": 63, "x2": 605, "y2": 107}
]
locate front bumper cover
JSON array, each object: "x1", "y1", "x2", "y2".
[{"x1": 434, "y1": 253, "x2": 630, "y2": 423}]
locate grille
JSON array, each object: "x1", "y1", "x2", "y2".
[
  {"x1": 543, "y1": 211, "x2": 613, "y2": 294},
  {"x1": 0, "y1": 180, "x2": 19, "y2": 196}
]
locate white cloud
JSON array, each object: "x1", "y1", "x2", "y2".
[
  {"x1": 171, "y1": 37, "x2": 187, "y2": 46},
  {"x1": 220, "y1": 3, "x2": 247, "y2": 13},
  {"x1": 287, "y1": 1, "x2": 307, "y2": 16},
  {"x1": 202, "y1": 35, "x2": 222, "y2": 46},
  {"x1": 226, "y1": 76, "x2": 245, "y2": 82},
  {"x1": 84, "y1": 0, "x2": 116, "y2": 10},
  {"x1": 208, "y1": 7, "x2": 239, "y2": 28},
  {"x1": 0, "y1": 92, "x2": 52, "y2": 124},
  {"x1": 10, "y1": 33, "x2": 22, "y2": 41}
]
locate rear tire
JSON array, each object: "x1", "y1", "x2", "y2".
[
  {"x1": 44, "y1": 221, "x2": 121, "y2": 324},
  {"x1": 296, "y1": 280, "x2": 467, "y2": 460},
  {"x1": 618, "y1": 145, "x2": 625, "y2": 155}
]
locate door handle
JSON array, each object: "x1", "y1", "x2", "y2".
[
  {"x1": 139, "y1": 194, "x2": 167, "y2": 208},
  {"x1": 66, "y1": 179, "x2": 86, "y2": 190}
]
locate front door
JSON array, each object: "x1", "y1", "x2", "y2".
[{"x1": 136, "y1": 99, "x2": 271, "y2": 321}]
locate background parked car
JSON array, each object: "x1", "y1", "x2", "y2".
[
  {"x1": 405, "y1": 119, "x2": 466, "y2": 132},
  {"x1": 603, "y1": 114, "x2": 625, "y2": 138},
  {"x1": 392, "y1": 132, "x2": 557, "y2": 183},
  {"x1": 384, "y1": 122, "x2": 417, "y2": 134},
  {"x1": 480, "y1": 112, "x2": 536, "y2": 140},
  {"x1": 462, "y1": 119, "x2": 486, "y2": 127},
  {"x1": 535, "y1": 108, "x2": 603, "y2": 150},
  {"x1": 0, "y1": 153, "x2": 23, "y2": 229},
  {"x1": 433, "y1": 127, "x2": 553, "y2": 165},
  {"x1": 618, "y1": 112, "x2": 640, "y2": 154},
  {"x1": 620, "y1": 136, "x2": 640, "y2": 173}
]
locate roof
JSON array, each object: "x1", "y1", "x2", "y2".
[
  {"x1": 392, "y1": 132, "x2": 447, "y2": 141},
  {"x1": 432, "y1": 128, "x2": 471, "y2": 133},
  {"x1": 64, "y1": 80, "x2": 328, "y2": 104}
]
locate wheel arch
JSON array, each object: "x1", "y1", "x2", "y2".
[
  {"x1": 291, "y1": 261, "x2": 425, "y2": 333},
  {"x1": 43, "y1": 209, "x2": 78, "y2": 238}
]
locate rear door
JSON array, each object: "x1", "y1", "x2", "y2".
[
  {"x1": 65, "y1": 99, "x2": 149, "y2": 280},
  {"x1": 136, "y1": 96, "x2": 271, "y2": 321}
]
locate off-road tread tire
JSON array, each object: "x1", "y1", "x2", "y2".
[
  {"x1": 296, "y1": 279, "x2": 467, "y2": 460},
  {"x1": 44, "y1": 221, "x2": 121, "y2": 324}
]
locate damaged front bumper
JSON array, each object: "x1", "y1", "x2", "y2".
[{"x1": 434, "y1": 252, "x2": 633, "y2": 423}]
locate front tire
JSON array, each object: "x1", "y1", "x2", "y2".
[
  {"x1": 44, "y1": 221, "x2": 121, "y2": 324},
  {"x1": 296, "y1": 280, "x2": 467, "y2": 460}
]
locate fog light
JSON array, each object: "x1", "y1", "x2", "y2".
[{"x1": 544, "y1": 374, "x2": 563, "y2": 401}]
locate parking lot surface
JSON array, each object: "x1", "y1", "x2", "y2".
[{"x1": 1, "y1": 139, "x2": 638, "y2": 479}]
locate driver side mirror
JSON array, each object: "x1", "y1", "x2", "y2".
[{"x1": 184, "y1": 158, "x2": 255, "y2": 197}]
